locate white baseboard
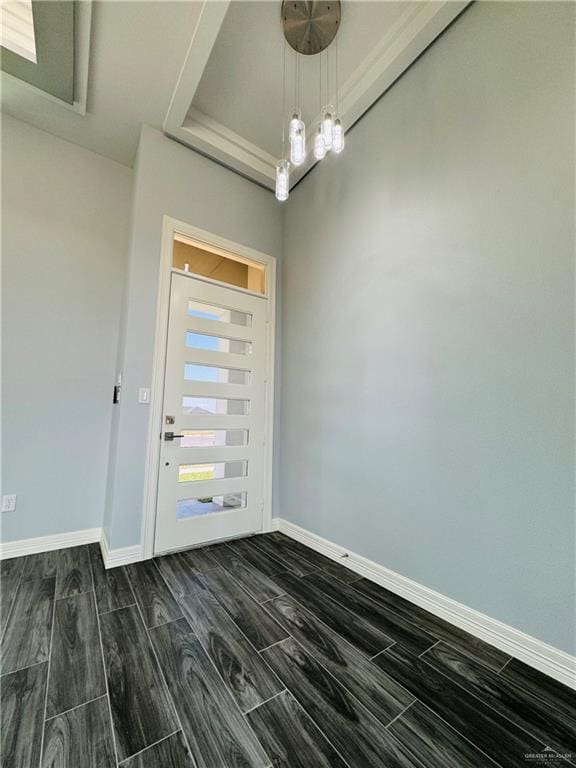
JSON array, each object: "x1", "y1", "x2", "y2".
[
  {"x1": 100, "y1": 531, "x2": 142, "y2": 569},
  {"x1": 0, "y1": 527, "x2": 101, "y2": 559},
  {"x1": 274, "y1": 518, "x2": 576, "y2": 691}
]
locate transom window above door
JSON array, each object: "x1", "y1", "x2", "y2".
[{"x1": 173, "y1": 236, "x2": 266, "y2": 294}]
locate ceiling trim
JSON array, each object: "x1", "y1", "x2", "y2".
[
  {"x1": 163, "y1": 0, "x2": 230, "y2": 134},
  {"x1": 165, "y1": 1, "x2": 470, "y2": 192},
  {"x1": 0, "y1": 0, "x2": 92, "y2": 115}
]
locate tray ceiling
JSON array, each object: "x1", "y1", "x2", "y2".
[{"x1": 165, "y1": 0, "x2": 469, "y2": 190}]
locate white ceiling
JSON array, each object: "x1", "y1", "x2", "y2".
[
  {"x1": 1, "y1": 0, "x2": 468, "y2": 183},
  {"x1": 1, "y1": 1, "x2": 203, "y2": 165},
  {"x1": 192, "y1": 2, "x2": 422, "y2": 158}
]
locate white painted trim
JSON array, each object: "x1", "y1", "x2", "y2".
[
  {"x1": 171, "y1": 108, "x2": 276, "y2": 189},
  {"x1": 164, "y1": 1, "x2": 469, "y2": 191},
  {"x1": 164, "y1": 1, "x2": 230, "y2": 132},
  {"x1": 274, "y1": 518, "x2": 576, "y2": 691},
  {"x1": 141, "y1": 216, "x2": 277, "y2": 560},
  {"x1": 0, "y1": 528, "x2": 101, "y2": 559},
  {"x1": 100, "y1": 531, "x2": 142, "y2": 570}
]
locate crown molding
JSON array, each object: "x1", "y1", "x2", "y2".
[{"x1": 163, "y1": 1, "x2": 470, "y2": 192}]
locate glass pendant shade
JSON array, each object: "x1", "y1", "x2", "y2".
[
  {"x1": 275, "y1": 159, "x2": 290, "y2": 201},
  {"x1": 332, "y1": 118, "x2": 344, "y2": 153},
  {"x1": 313, "y1": 126, "x2": 326, "y2": 160},
  {"x1": 290, "y1": 120, "x2": 306, "y2": 166},
  {"x1": 289, "y1": 112, "x2": 301, "y2": 141},
  {"x1": 322, "y1": 106, "x2": 334, "y2": 151}
]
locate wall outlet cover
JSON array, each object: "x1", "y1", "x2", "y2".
[{"x1": 2, "y1": 494, "x2": 17, "y2": 512}]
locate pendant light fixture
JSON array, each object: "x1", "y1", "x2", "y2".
[{"x1": 276, "y1": 0, "x2": 345, "y2": 202}]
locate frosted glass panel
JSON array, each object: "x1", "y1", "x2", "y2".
[
  {"x1": 180, "y1": 430, "x2": 248, "y2": 448},
  {"x1": 187, "y1": 300, "x2": 252, "y2": 327},
  {"x1": 177, "y1": 492, "x2": 247, "y2": 519},
  {"x1": 178, "y1": 460, "x2": 247, "y2": 483},
  {"x1": 182, "y1": 396, "x2": 250, "y2": 416},
  {"x1": 185, "y1": 331, "x2": 252, "y2": 356},
  {"x1": 184, "y1": 363, "x2": 251, "y2": 385}
]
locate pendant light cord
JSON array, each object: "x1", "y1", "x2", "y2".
[{"x1": 282, "y1": 38, "x2": 286, "y2": 157}]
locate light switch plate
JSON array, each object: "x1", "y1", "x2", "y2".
[
  {"x1": 138, "y1": 387, "x2": 150, "y2": 404},
  {"x1": 2, "y1": 494, "x2": 17, "y2": 512}
]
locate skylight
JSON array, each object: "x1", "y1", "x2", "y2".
[{"x1": 0, "y1": 0, "x2": 36, "y2": 63}]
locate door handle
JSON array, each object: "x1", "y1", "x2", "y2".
[{"x1": 164, "y1": 432, "x2": 185, "y2": 441}]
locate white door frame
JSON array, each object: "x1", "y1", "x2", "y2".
[{"x1": 141, "y1": 215, "x2": 277, "y2": 560}]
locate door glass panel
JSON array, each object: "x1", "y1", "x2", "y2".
[
  {"x1": 182, "y1": 396, "x2": 250, "y2": 415},
  {"x1": 187, "y1": 300, "x2": 252, "y2": 327},
  {"x1": 178, "y1": 460, "x2": 247, "y2": 483},
  {"x1": 180, "y1": 429, "x2": 248, "y2": 448},
  {"x1": 185, "y1": 331, "x2": 252, "y2": 356},
  {"x1": 184, "y1": 363, "x2": 251, "y2": 385},
  {"x1": 177, "y1": 492, "x2": 248, "y2": 519}
]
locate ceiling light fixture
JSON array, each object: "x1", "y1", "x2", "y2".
[{"x1": 276, "y1": 0, "x2": 344, "y2": 202}]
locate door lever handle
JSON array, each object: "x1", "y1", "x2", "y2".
[{"x1": 164, "y1": 432, "x2": 184, "y2": 441}]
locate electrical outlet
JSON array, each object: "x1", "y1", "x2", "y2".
[{"x1": 2, "y1": 494, "x2": 17, "y2": 513}]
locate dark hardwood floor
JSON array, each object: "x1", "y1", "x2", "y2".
[{"x1": 0, "y1": 533, "x2": 573, "y2": 767}]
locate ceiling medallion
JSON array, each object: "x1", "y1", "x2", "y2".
[
  {"x1": 282, "y1": 0, "x2": 341, "y2": 55},
  {"x1": 276, "y1": 0, "x2": 345, "y2": 201}
]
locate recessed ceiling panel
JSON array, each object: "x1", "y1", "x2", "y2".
[{"x1": 191, "y1": 1, "x2": 415, "y2": 158}]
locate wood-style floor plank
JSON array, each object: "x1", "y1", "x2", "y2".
[
  {"x1": 262, "y1": 637, "x2": 422, "y2": 768},
  {"x1": 41, "y1": 696, "x2": 115, "y2": 768},
  {"x1": 154, "y1": 553, "x2": 206, "y2": 600},
  {"x1": 227, "y1": 537, "x2": 289, "y2": 577},
  {"x1": 179, "y1": 590, "x2": 283, "y2": 713},
  {"x1": 88, "y1": 544, "x2": 134, "y2": 615},
  {"x1": 0, "y1": 661, "x2": 47, "y2": 768},
  {"x1": 265, "y1": 594, "x2": 412, "y2": 725},
  {"x1": 121, "y1": 732, "x2": 194, "y2": 768},
  {"x1": 421, "y1": 642, "x2": 576, "y2": 754},
  {"x1": 373, "y1": 644, "x2": 545, "y2": 767},
  {"x1": 273, "y1": 571, "x2": 393, "y2": 656},
  {"x1": 247, "y1": 689, "x2": 349, "y2": 768},
  {"x1": 1, "y1": 577, "x2": 55, "y2": 674},
  {"x1": 269, "y1": 533, "x2": 360, "y2": 584},
  {"x1": 46, "y1": 592, "x2": 106, "y2": 719},
  {"x1": 308, "y1": 572, "x2": 437, "y2": 656},
  {"x1": 500, "y1": 658, "x2": 576, "y2": 724},
  {"x1": 149, "y1": 619, "x2": 269, "y2": 768},
  {"x1": 55, "y1": 546, "x2": 93, "y2": 599},
  {"x1": 353, "y1": 578, "x2": 510, "y2": 672},
  {"x1": 250, "y1": 535, "x2": 317, "y2": 576},
  {"x1": 126, "y1": 560, "x2": 182, "y2": 628},
  {"x1": 200, "y1": 567, "x2": 289, "y2": 650},
  {"x1": 22, "y1": 551, "x2": 59, "y2": 581},
  {"x1": 180, "y1": 547, "x2": 219, "y2": 573},
  {"x1": 208, "y1": 547, "x2": 286, "y2": 603},
  {"x1": 100, "y1": 605, "x2": 178, "y2": 762},
  {"x1": 121, "y1": 731, "x2": 196, "y2": 768},
  {"x1": 388, "y1": 701, "x2": 501, "y2": 768},
  {"x1": 0, "y1": 556, "x2": 25, "y2": 637}
]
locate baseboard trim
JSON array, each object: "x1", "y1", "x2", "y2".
[
  {"x1": 274, "y1": 518, "x2": 576, "y2": 691},
  {"x1": 100, "y1": 531, "x2": 142, "y2": 569},
  {"x1": 0, "y1": 528, "x2": 101, "y2": 559}
]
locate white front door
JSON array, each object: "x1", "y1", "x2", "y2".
[{"x1": 154, "y1": 272, "x2": 269, "y2": 554}]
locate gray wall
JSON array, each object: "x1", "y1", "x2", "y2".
[
  {"x1": 280, "y1": 2, "x2": 575, "y2": 653},
  {"x1": 104, "y1": 125, "x2": 283, "y2": 549},
  {"x1": 2, "y1": 115, "x2": 132, "y2": 541}
]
